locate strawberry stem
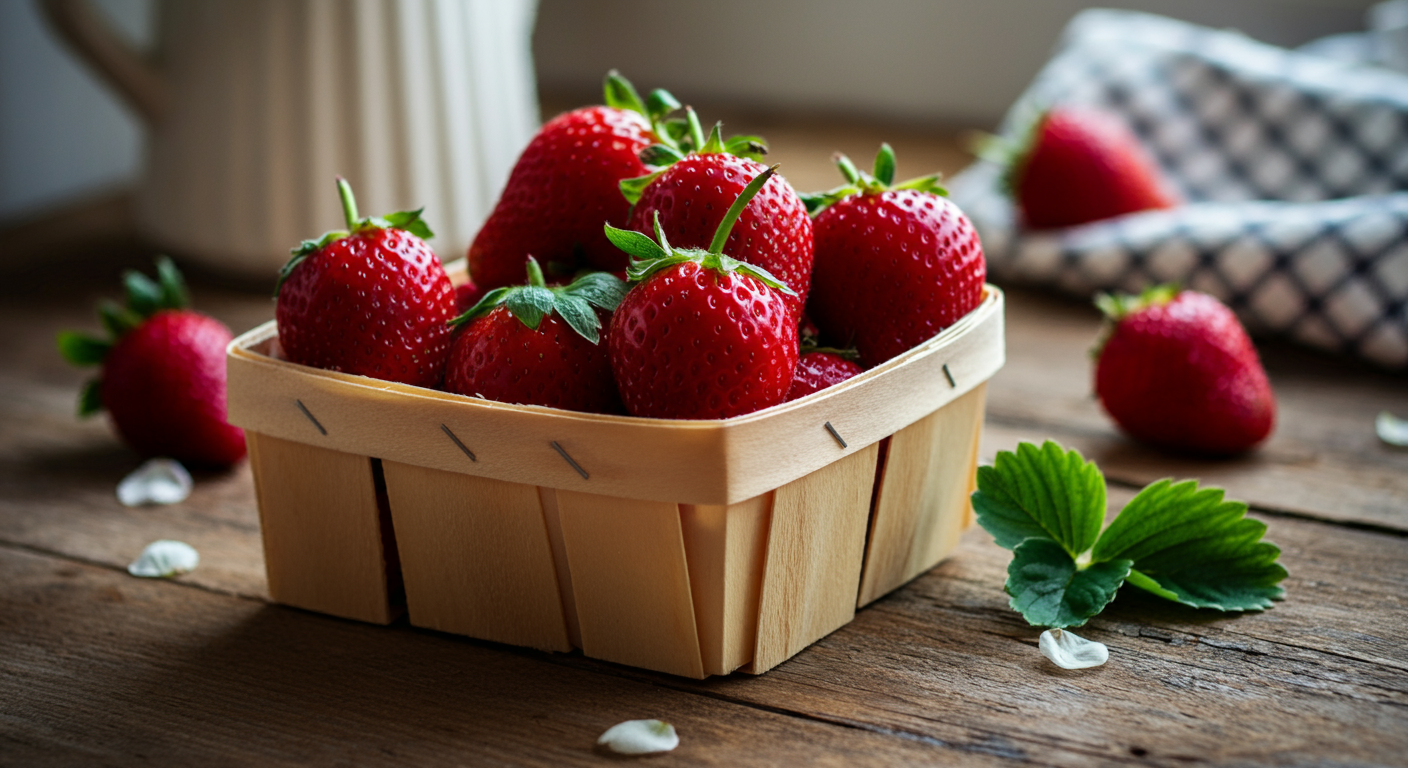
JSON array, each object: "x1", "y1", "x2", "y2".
[
  {"x1": 525, "y1": 256, "x2": 547, "y2": 288},
  {"x1": 708, "y1": 164, "x2": 778, "y2": 255},
  {"x1": 336, "y1": 176, "x2": 360, "y2": 230}
]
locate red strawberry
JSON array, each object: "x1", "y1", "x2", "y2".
[
  {"x1": 469, "y1": 72, "x2": 680, "y2": 290},
  {"x1": 276, "y1": 177, "x2": 456, "y2": 388},
  {"x1": 1093, "y1": 286, "x2": 1276, "y2": 455},
  {"x1": 605, "y1": 167, "x2": 799, "y2": 419},
  {"x1": 444, "y1": 259, "x2": 627, "y2": 414},
  {"x1": 786, "y1": 351, "x2": 864, "y2": 402},
  {"x1": 1004, "y1": 106, "x2": 1179, "y2": 229},
  {"x1": 806, "y1": 145, "x2": 986, "y2": 367},
  {"x1": 454, "y1": 280, "x2": 487, "y2": 315},
  {"x1": 58, "y1": 258, "x2": 246, "y2": 467},
  {"x1": 623, "y1": 119, "x2": 812, "y2": 320}
]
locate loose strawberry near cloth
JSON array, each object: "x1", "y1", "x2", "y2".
[{"x1": 948, "y1": 9, "x2": 1408, "y2": 369}]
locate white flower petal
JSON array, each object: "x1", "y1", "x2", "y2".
[
  {"x1": 117, "y1": 459, "x2": 193, "y2": 507},
  {"x1": 1039, "y1": 628, "x2": 1109, "y2": 669},
  {"x1": 597, "y1": 719, "x2": 679, "y2": 755},
  {"x1": 1376, "y1": 411, "x2": 1408, "y2": 447},
  {"x1": 128, "y1": 540, "x2": 200, "y2": 578}
]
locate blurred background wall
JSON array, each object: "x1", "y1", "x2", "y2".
[{"x1": 0, "y1": 0, "x2": 1381, "y2": 227}]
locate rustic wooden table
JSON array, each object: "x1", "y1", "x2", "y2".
[{"x1": 3, "y1": 122, "x2": 1406, "y2": 766}]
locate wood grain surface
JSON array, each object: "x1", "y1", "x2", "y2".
[{"x1": 3, "y1": 191, "x2": 1407, "y2": 765}]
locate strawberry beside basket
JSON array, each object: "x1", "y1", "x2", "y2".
[{"x1": 226, "y1": 262, "x2": 1005, "y2": 678}]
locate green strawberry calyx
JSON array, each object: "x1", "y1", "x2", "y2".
[
  {"x1": 799, "y1": 143, "x2": 948, "y2": 215},
  {"x1": 275, "y1": 177, "x2": 435, "y2": 298},
  {"x1": 448, "y1": 257, "x2": 627, "y2": 345},
  {"x1": 56, "y1": 256, "x2": 191, "y2": 417},
  {"x1": 1090, "y1": 283, "x2": 1182, "y2": 358},
  {"x1": 969, "y1": 104, "x2": 1050, "y2": 200},
  {"x1": 605, "y1": 164, "x2": 797, "y2": 296},
  {"x1": 619, "y1": 109, "x2": 770, "y2": 205}
]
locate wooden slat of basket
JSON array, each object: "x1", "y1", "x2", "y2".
[
  {"x1": 380, "y1": 463, "x2": 572, "y2": 652},
  {"x1": 555, "y1": 491, "x2": 705, "y2": 679},
  {"x1": 246, "y1": 432, "x2": 394, "y2": 624},
  {"x1": 748, "y1": 442, "x2": 880, "y2": 674},
  {"x1": 536, "y1": 488, "x2": 582, "y2": 648},
  {"x1": 856, "y1": 385, "x2": 987, "y2": 608},
  {"x1": 680, "y1": 494, "x2": 772, "y2": 676}
]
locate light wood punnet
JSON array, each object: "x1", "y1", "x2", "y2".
[{"x1": 226, "y1": 279, "x2": 1005, "y2": 677}]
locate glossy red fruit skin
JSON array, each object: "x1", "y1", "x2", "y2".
[
  {"x1": 808, "y1": 191, "x2": 986, "y2": 367},
  {"x1": 1095, "y1": 291, "x2": 1276, "y2": 456},
  {"x1": 1017, "y1": 107, "x2": 1179, "y2": 230},
  {"x1": 469, "y1": 107, "x2": 656, "y2": 290},
  {"x1": 626, "y1": 154, "x2": 813, "y2": 320},
  {"x1": 444, "y1": 308, "x2": 621, "y2": 414},
  {"x1": 103, "y1": 310, "x2": 246, "y2": 467},
  {"x1": 785, "y1": 352, "x2": 864, "y2": 402},
  {"x1": 277, "y1": 227, "x2": 455, "y2": 388},
  {"x1": 609, "y1": 261, "x2": 798, "y2": 420}
]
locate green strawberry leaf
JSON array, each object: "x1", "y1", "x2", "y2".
[
  {"x1": 123, "y1": 270, "x2": 163, "y2": 316},
  {"x1": 77, "y1": 378, "x2": 103, "y2": 417},
  {"x1": 619, "y1": 169, "x2": 667, "y2": 206},
  {"x1": 646, "y1": 88, "x2": 681, "y2": 122},
  {"x1": 56, "y1": 331, "x2": 111, "y2": 366},
  {"x1": 564, "y1": 271, "x2": 629, "y2": 312},
  {"x1": 892, "y1": 173, "x2": 948, "y2": 196},
  {"x1": 504, "y1": 285, "x2": 556, "y2": 330},
  {"x1": 640, "y1": 144, "x2": 686, "y2": 167},
  {"x1": 604, "y1": 225, "x2": 668, "y2": 263},
  {"x1": 1007, "y1": 539, "x2": 1131, "y2": 629},
  {"x1": 368, "y1": 207, "x2": 434, "y2": 240},
  {"x1": 972, "y1": 441, "x2": 1106, "y2": 557},
  {"x1": 1093, "y1": 479, "x2": 1286, "y2": 611},
  {"x1": 724, "y1": 135, "x2": 768, "y2": 161},
  {"x1": 700, "y1": 123, "x2": 726, "y2": 155},
  {"x1": 873, "y1": 143, "x2": 896, "y2": 187},
  {"x1": 661, "y1": 118, "x2": 692, "y2": 148},
  {"x1": 155, "y1": 256, "x2": 190, "y2": 310},
  {"x1": 98, "y1": 300, "x2": 141, "y2": 338},
  {"x1": 553, "y1": 293, "x2": 601, "y2": 344},
  {"x1": 604, "y1": 70, "x2": 648, "y2": 117}
]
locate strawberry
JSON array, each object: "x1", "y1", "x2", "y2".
[
  {"x1": 1000, "y1": 106, "x2": 1179, "y2": 229},
  {"x1": 453, "y1": 279, "x2": 487, "y2": 315},
  {"x1": 786, "y1": 351, "x2": 864, "y2": 402},
  {"x1": 58, "y1": 258, "x2": 246, "y2": 467},
  {"x1": 276, "y1": 177, "x2": 456, "y2": 388},
  {"x1": 605, "y1": 167, "x2": 799, "y2": 419},
  {"x1": 444, "y1": 258, "x2": 627, "y2": 414},
  {"x1": 468, "y1": 72, "x2": 682, "y2": 290},
  {"x1": 622, "y1": 119, "x2": 812, "y2": 320},
  {"x1": 805, "y1": 145, "x2": 986, "y2": 367},
  {"x1": 1093, "y1": 286, "x2": 1276, "y2": 456}
]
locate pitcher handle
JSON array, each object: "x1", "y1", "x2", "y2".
[{"x1": 39, "y1": 0, "x2": 165, "y2": 124}]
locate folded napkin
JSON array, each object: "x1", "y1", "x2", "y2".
[{"x1": 949, "y1": 9, "x2": 1408, "y2": 368}]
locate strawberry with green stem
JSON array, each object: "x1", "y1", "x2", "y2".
[
  {"x1": 276, "y1": 177, "x2": 456, "y2": 388},
  {"x1": 469, "y1": 72, "x2": 684, "y2": 290},
  {"x1": 444, "y1": 259, "x2": 627, "y2": 414},
  {"x1": 621, "y1": 115, "x2": 811, "y2": 321},
  {"x1": 805, "y1": 144, "x2": 986, "y2": 367},
  {"x1": 58, "y1": 257, "x2": 246, "y2": 467},
  {"x1": 606, "y1": 165, "x2": 799, "y2": 420}
]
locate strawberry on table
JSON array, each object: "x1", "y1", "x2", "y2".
[
  {"x1": 443, "y1": 258, "x2": 627, "y2": 414},
  {"x1": 469, "y1": 72, "x2": 681, "y2": 290},
  {"x1": 995, "y1": 106, "x2": 1179, "y2": 229},
  {"x1": 805, "y1": 144, "x2": 987, "y2": 367},
  {"x1": 276, "y1": 177, "x2": 456, "y2": 388},
  {"x1": 1093, "y1": 285, "x2": 1276, "y2": 456},
  {"x1": 605, "y1": 166, "x2": 799, "y2": 420},
  {"x1": 57, "y1": 257, "x2": 246, "y2": 467},
  {"x1": 622, "y1": 116, "x2": 812, "y2": 321}
]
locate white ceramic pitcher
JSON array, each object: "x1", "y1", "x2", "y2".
[{"x1": 42, "y1": 0, "x2": 539, "y2": 280}]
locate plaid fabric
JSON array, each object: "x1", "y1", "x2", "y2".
[{"x1": 949, "y1": 9, "x2": 1408, "y2": 368}]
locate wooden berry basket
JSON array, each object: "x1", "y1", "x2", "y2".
[{"x1": 226, "y1": 266, "x2": 1004, "y2": 679}]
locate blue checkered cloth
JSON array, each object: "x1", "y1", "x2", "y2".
[{"x1": 949, "y1": 9, "x2": 1408, "y2": 369}]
